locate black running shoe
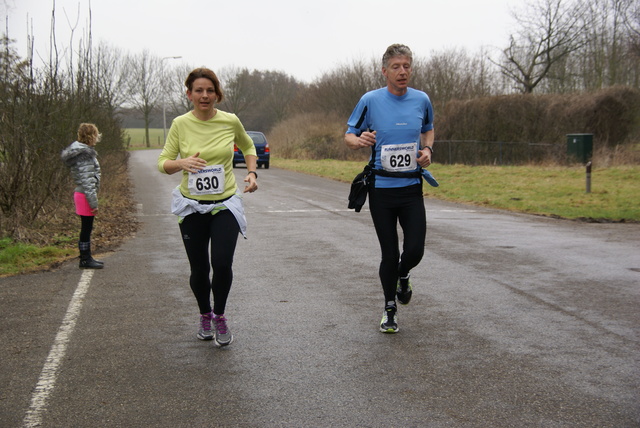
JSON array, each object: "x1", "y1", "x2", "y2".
[
  {"x1": 396, "y1": 276, "x2": 412, "y2": 305},
  {"x1": 380, "y1": 304, "x2": 398, "y2": 333}
]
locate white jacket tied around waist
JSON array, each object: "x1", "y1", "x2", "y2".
[{"x1": 170, "y1": 187, "x2": 247, "y2": 238}]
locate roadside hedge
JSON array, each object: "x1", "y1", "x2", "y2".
[{"x1": 438, "y1": 87, "x2": 640, "y2": 149}]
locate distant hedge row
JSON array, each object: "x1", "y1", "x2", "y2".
[
  {"x1": 438, "y1": 87, "x2": 640, "y2": 148},
  {"x1": 269, "y1": 87, "x2": 640, "y2": 166}
]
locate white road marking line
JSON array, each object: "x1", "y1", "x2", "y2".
[
  {"x1": 23, "y1": 270, "x2": 95, "y2": 428},
  {"x1": 256, "y1": 209, "x2": 477, "y2": 213},
  {"x1": 260, "y1": 209, "x2": 357, "y2": 213}
]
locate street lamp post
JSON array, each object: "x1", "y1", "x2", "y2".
[{"x1": 161, "y1": 56, "x2": 182, "y2": 143}]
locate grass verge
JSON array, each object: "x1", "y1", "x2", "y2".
[
  {"x1": 272, "y1": 158, "x2": 639, "y2": 222},
  {"x1": 0, "y1": 237, "x2": 77, "y2": 277}
]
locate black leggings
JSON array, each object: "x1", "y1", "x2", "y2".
[
  {"x1": 368, "y1": 183, "x2": 426, "y2": 303},
  {"x1": 179, "y1": 209, "x2": 240, "y2": 315},
  {"x1": 79, "y1": 215, "x2": 94, "y2": 242}
]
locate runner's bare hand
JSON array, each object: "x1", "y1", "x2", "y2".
[{"x1": 182, "y1": 152, "x2": 207, "y2": 173}]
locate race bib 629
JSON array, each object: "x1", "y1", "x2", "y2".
[{"x1": 380, "y1": 143, "x2": 418, "y2": 172}]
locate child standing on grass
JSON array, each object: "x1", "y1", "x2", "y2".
[{"x1": 61, "y1": 123, "x2": 104, "y2": 269}]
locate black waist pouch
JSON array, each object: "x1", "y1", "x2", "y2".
[{"x1": 348, "y1": 165, "x2": 372, "y2": 212}]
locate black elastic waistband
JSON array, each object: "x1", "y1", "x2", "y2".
[
  {"x1": 184, "y1": 194, "x2": 233, "y2": 205},
  {"x1": 372, "y1": 169, "x2": 422, "y2": 178}
]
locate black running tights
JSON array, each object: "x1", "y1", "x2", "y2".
[
  {"x1": 368, "y1": 184, "x2": 426, "y2": 303},
  {"x1": 178, "y1": 209, "x2": 240, "y2": 315}
]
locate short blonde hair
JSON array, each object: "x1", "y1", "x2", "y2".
[{"x1": 77, "y1": 123, "x2": 100, "y2": 145}]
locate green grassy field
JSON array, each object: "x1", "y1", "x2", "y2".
[
  {"x1": 123, "y1": 128, "x2": 166, "y2": 149},
  {"x1": 273, "y1": 158, "x2": 640, "y2": 222}
]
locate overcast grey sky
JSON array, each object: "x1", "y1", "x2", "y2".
[{"x1": 3, "y1": 0, "x2": 526, "y2": 82}]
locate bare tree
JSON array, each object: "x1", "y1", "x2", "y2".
[
  {"x1": 125, "y1": 49, "x2": 163, "y2": 147},
  {"x1": 216, "y1": 68, "x2": 301, "y2": 131},
  {"x1": 261, "y1": 70, "x2": 298, "y2": 124},
  {"x1": 92, "y1": 42, "x2": 129, "y2": 114},
  {"x1": 167, "y1": 63, "x2": 192, "y2": 116},
  {"x1": 577, "y1": 0, "x2": 631, "y2": 88},
  {"x1": 218, "y1": 67, "x2": 259, "y2": 117},
  {"x1": 413, "y1": 48, "x2": 499, "y2": 111},
  {"x1": 305, "y1": 59, "x2": 380, "y2": 118},
  {"x1": 495, "y1": 0, "x2": 590, "y2": 93},
  {"x1": 623, "y1": 0, "x2": 640, "y2": 59}
]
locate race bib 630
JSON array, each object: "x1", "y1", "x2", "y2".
[{"x1": 188, "y1": 165, "x2": 225, "y2": 195}]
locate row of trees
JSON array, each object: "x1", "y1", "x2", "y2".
[
  {"x1": 208, "y1": 0, "x2": 640, "y2": 131},
  {"x1": 43, "y1": 0, "x2": 637, "y2": 143}
]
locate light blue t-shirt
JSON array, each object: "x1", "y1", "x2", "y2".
[{"x1": 346, "y1": 87, "x2": 434, "y2": 188}]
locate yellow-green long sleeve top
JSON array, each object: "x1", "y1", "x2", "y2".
[{"x1": 158, "y1": 110, "x2": 257, "y2": 201}]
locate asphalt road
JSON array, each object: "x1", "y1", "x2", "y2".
[{"x1": 1, "y1": 149, "x2": 639, "y2": 427}]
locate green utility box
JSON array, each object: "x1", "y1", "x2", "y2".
[{"x1": 567, "y1": 134, "x2": 593, "y2": 163}]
